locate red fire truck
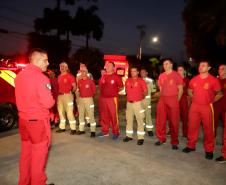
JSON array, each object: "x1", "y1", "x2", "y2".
[{"x1": 0, "y1": 58, "x2": 27, "y2": 131}]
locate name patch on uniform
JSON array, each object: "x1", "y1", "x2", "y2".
[
  {"x1": 46, "y1": 83, "x2": 52, "y2": 90},
  {"x1": 85, "y1": 84, "x2": 90, "y2": 88},
  {"x1": 111, "y1": 80, "x2": 115, "y2": 84}
]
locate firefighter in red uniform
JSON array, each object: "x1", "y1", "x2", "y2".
[
  {"x1": 76, "y1": 63, "x2": 93, "y2": 125},
  {"x1": 123, "y1": 67, "x2": 147, "y2": 145},
  {"x1": 98, "y1": 69, "x2": 106, "y2": 126},
  {"x1": 183, "y1": 61, "x2": 223, "y2": 160},
  {"x1": 215, "y1": 112, "x2": 226, "y2": 163},
  {"x1": 177, "y1": 65, "x2": 190, "y2": 137},
  {"x1": 97, "y1": 62, "x2": 123, "y2": 140},
  {"x1": 77, "y1": 69, "x2": 96, "y2": 137},
  {"x1": 155, "y1": 58, "x2": 183, "y2": 150},
  {"x1": 214, "y1": 64, "x2": 226, "y2": 136},
  {"x1": 48, "y1": 70, "x2": 59, "y2": 126},
  {"x1": 15, "y1": 48, "x2": 55, "y2": 185},
  {"x1": 56, "y1": 62, "x2": 77, "y2": 134}
]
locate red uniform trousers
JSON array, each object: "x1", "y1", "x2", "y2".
[
  {"x1": 222, "y1": 113, "x2": 226, "y2": 158},
  {"x1": 179, "y1": 95, "x2": 189, "y2": 137},
  {"x1": 98, "y1": 96, "x2": 104, "y2": 125},
  {"x1": 101, "y1": 97, "x2": 120, "y2": 135},
  {"x1": 18, "y1": 118, "x2": 50, "y2": 185},
  {"x1": 187, "y1": 103, "x2": 215, "y2": 152},
  {"x1": 156, "y1": 95, "x2": 180, "y2": 145},
  {"x1": 214, "y1": 103, "x2": 226, "y2": 136}
]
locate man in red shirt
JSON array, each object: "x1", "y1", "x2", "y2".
[
  {"x1": 123, "y1": 67, "x2": 147, "y2": 145},
  {"x1": 48, "y1": 70, "x2": 59, "y2": 126},
  {"x1": 76, "y1": 63, "x2": 93, "y2": 125},
  {"x1": 216, "y1": 112, "x2": 226, "y2": 163},
  {"x1": 97, "y1": 62, "x2": 123, "y2": 140},
  {"x1": 77, "y1": 69, "x2": 96, "y2": 137},
  {"x1": 214, "y1": 64, "x2": 226, "y2": 136},
  {"x1": 177, "y1": 65, "x2": 190, "y2": 137},
  {"x1": 140, "y1": 68, "x2": 155, "y2": 137},
  {"x1": 155, "y1": 58, "x2": 183, "y2": 150},
  {"x1": 98, "y1": 69, "x2": 106, "y2": 127},
  {"x1": 15, "y1": 48, "x2": 55, "y2": 185},
  {"x1": 56, "y1": 62, "x2": 77, "y2": 135},
  {"x1": 215, "y1": 64, "x2": 226, "y2": 163},
  {"x1": 183, "y1": 61, "x2": 223, "y2": 160}
]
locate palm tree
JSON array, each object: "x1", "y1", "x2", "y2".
[
  {"x1": 183, "y1": 0, "x2": 226, "y2": 63},
  {"x1": 71, "y1": 5, "x2": 104, "y2": 48},
  {"x1": 35, "y1": 8, "x2": 72, "y2": 40}
]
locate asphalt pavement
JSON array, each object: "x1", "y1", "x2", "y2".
[{"x1": 0, "y1": 94, "x2": 226, "y2": 185}]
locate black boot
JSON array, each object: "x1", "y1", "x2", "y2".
[
  {"x1": 205, "y1": 152, "x2": 213, "y2": 160},
  {"x1": 137, "y1": 139, "x2": 144, "y2": 145},
  {"x1": 155, "y1": 140, "x2": 165, "y2": 146},
  {"x1": 147, "y1": 131, "x2": 154, "y2": 137},
  {"x1": 123, "y1": 136, "x2": 133, "y2": 142},
  {"x1": 90, "y1": 132, "x2": 96, "y2": 138},
  {"x1": 182, "y1": 147, "x2": 195, "y2": 153},
  {"x1": 76, "y1": 131, "x2": 85, "y2": 135},
  {"x1": 56, "y1": 129, "x2": 66, "y2": 133},
  {"x1": 70, "y1": 130, "x2": 77, "y2": 135}
]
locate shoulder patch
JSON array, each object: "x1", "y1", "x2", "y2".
[{"x1": 46, "y1": 83, "x2": 52, "y2": 90}]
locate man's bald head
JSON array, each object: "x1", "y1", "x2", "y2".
[{"x1": 28, "y1": 48, "x2": 49, "y2": 72}]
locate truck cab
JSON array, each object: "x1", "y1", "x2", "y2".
[{"x1": 0, "y1": 59, "x2": 27, "y2": 131}]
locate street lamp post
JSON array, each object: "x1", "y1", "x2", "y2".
[{"x1": 136, "y1": 25, "x2": 146, "y2": 60}]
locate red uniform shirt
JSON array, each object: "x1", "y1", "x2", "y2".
[
  {"x1": 182, "y1": 77, "x2": 190, "y2": 97},
  {"x1": 158, "y1": 71, "x2": 183, "y2": 96},
  {"x1": 214, "y1": 78, "x2": 226, "y2": 111},
  {"x1": 78, "y1": 78, "x2": 96, "y2": 97},
  {"x1": 15, "y1": 64, "x2": 55, "y2": 120},
  {"x1": 189, "y1": 74, "x2": 221, "y2": 105},
  {"x1": 50, "y1": 77, "x2": 59, "y2": 100},
  {"x1": 58, "y1": 73, "x2": 75, "y2": 94},
  {"x1": 125, "y1": 77, "x2": 147, "y2": 102},
  {"x1": 99, "y1": 73, "x2": 123, "y2": 98}
]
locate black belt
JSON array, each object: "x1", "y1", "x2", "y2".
[{"x1": 128, "y1": 101, "x2": 139, "y2": 103}]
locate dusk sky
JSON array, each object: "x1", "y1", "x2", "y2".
[{"x1": 0, "y1": 0, "x2": 186, "y2": 60}]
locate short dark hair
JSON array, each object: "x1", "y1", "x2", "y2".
[
  {"x1": 130, "y1": 65, "x2": 140, "y2": 71},
  {"x1": 108, "y1": 62, "x2": 115, "y2": 67},
  {"x1": 177, "y1": 64, "x2": 185, "y2": 69},
  {"x1": 140, "y1": 68, "x2": 148, "y2": 72},
  {"x1": 218, "y1": 63, "x2": 226, "y2": 68},
  {"x1": 162, "y1": 58, "x2": 173, "y2": 64},
  {"x1": 199, "y1": 60, "x2": 210, "y2": 67},
  {"x1": 28, "y1": 48, "x2": 47, "y2": 59}
]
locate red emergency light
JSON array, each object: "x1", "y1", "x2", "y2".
[{"x1": 104, "y1": 55, "x2": 126, "y2": 61}]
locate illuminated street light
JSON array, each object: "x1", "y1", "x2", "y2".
[{"x1": 152, "y1": 36, "x2": 159, "y2": 43}]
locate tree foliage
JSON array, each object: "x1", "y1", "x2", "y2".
[
  {"x1": 70, "y1": 47, "x2": 104, "y2": 79},
  {"x1": 72, "y1": 5, "x2": 104, "y2": 47},
  {"x1": 27, "y1": 32, "x2": 71, "y2": 69},
  {"x1": 183, "y1": 0, "x2": 226, "y2": 65},
  {"x1": 35, "y1": 8, "x2": 72, "y2": 38}
]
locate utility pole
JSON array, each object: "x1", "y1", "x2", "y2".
[{"x1": 136, "y1": 25, "x2": 146, "y2": 60}]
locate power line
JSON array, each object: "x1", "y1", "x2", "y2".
[
  {"x1": 0, "y1": 5, "x2": 38, "y2": 19},
  {"x1": 0, "y1": 15, "x2": 33, "y2": 28}
]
